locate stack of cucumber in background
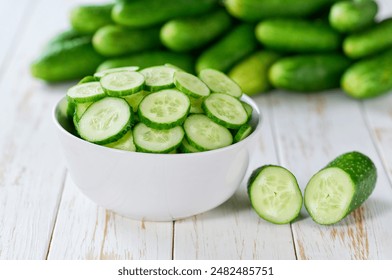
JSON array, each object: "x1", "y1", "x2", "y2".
[{"x1": 31, "y1": 0, "x2": 392, "y2": 99}]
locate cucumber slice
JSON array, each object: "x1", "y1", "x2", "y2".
[
  {"x1": 184, "y1": 114, "x2": 233, "y2": 151},
  {"x1": 77, "y1": 97, "x2": 132, "y2": 145},
  {"x1": 180, "y1": 137, "x2": 202, "y2": 153},
  {"x1": 202, "y1": 93, "x2": 248, "y2": 129},
  {"x1": 241, "y1": 101, "x2": 253, "y2": 121},
  {"x1": 123, "y1": 90, "x2": 150, "y2": 112},
  {"x1": 199, "y1": 68, "x2": 242, "y2": 98},
  {"x1": 78, "y1": 75, "x2": 97, "y2": 84},
  {"x1": 105, "y1": 130, "x2": 136, "y2": 152},
  {"x1": 248, "y1": 165, "x2": 303, "y2": 224},
  {"x1": 140, "y1": 65, "x2": 177, "y2": 91},
  {"x1": 67, "y1": 82, "x2": 106, "y2": 103},
  {"x1": 100, "y1": 71, "x2": 145, "y2": 96},
  {"x1": 74, "y1": 101, "x2": 92, "y2": 121},
  {"x1": 174, "y1": 71, "x2": 210, "y2": 98},
  {"x1": 94, "y1": 66, "x2": 139, "y2": 80},
  {"x1": 66, "y1": 99, "x2": 76, "y2": 121},
  {"x1": 133, "y1": 123, "x2": 184, "y2": 153},
  {"x1": 304, "y1": 151, "x2": 377, "y2": 225},
  {"x1": 138, "y1": 89, "x2": 190, "y2": 129},
  {"x1": 234, "y1": 124, "x2": 253, "y2": 143}
]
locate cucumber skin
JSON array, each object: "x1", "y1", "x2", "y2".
[
  {"x1": 97, "y1": 51, "x2": 195, "y2": 74},
  {"x1": 224, "y1": 0, "x2": 335, "y2": 21},
  {"x1": 247, "y1": 165, "x2": 302, "y2": 224},
  {"x1": 93, "y1": 25, "x2": 161, "y2": 57},
  {"x1": 160, "y1": 9, "x2": 232, "y2": 52},
  {"x1": 256, "y1": 19, "x2": 341, "y2": 53},
  {"x1": 112, "y1": 0, "x2": 218, "y2": 27},
  {"x1": 228, "y1": 51, "x2": 281, "y2": 95},
  {"x1": 329, "y1": 0, "x2": 378, "y2": 33},
  {"x1": 44, "y1": 29, "x2": 90, "y2": 51},
  {"x1": 70, "y1": 4, "x2": 114, "y2": 34},
  {"x1": 305, "y1": 151, "x2": 377, "y2": 224},
  {"x1": 31, "y1": 37, "x2": 104, "y2": 82},
  {"x1": 269, "y1": 54, "x2": 352, "y2": 92},
  {"x1": 344, "y1": 18, "x2": 392, "y2": 59},
  {"x1": 342, "y1": 48, "x2": 392, "y2": 99},
  {"x1": 196, "y1": 24, "x2": 258, "y2": 73}
]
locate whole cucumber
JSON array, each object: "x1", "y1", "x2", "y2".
[
  {"x1": 31, "y1": 37, "x2": 104, "y2": 82},
  {"x1": 160, "y1": 9, "x2": 232, "y2": 52},
  {"x1": 344, "y1": 18, "x2": 392, "y2": 59},
  {"x1": 255, "y1": 19, "x2": 341, "y2": 53},
  {"x1": 342, "y1": 48, "x2": 392, "y2": 99},
  {"x1": 305, "y1": 151, "x2": 376, "y2": 225},
  {"x1": 112, "y1": 0, "x2": 218, "y2": 28},
  {"x1": 329, "y1": 0, "x2": 378, "y2": 33},
  {"x1": 228, "y1": 51, "x2": 281, "y2": 95},
  {"x1": 92, "y1": 25, "x2": 161, "y2": 57},
  {"x1": 224, "y1": 0, "x2": 335, "y2": 21},
  {"x1": 96, "y1": 51, "x2": 194, "y2": 73},
  {"x1": 269, "y1": 54, "x2": 351, "y2": 92},
  {"x1": 70, "y1": 4, "x2": 114, "y2": 34},
  {"x1": 43, "y1": 29, "x2": 91, "y2": 52},
  {"x1": 196, "y1": 24, "x2": 257, "y2": 73}
]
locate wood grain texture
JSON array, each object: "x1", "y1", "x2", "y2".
[
  {"x1": 47, "y1": 175, "x2": 173, "y2": 260},
  {"x1": 173, "y1": 95, "x2": 296, "y2": 260},
  {"x1": 0, "y1": 0, "x2": 32, "y2": 72},
  {"x1": 270, "y1": 91, "x2": 392, "y2": 259}
]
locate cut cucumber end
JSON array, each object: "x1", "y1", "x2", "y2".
[
  {"x1": 248, "y1": 166, "x2": 303, "y2": 224},
  {"x1": 304, "y1": 167, "x2": 355, "y2": 225}
]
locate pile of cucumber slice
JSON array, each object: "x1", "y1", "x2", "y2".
[{"x1": 66, "y1": 65, "x2": 255, "y2": 153}]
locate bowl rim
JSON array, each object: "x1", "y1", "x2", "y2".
[{"x1": 52, "y1": 94, "x2": 263, "y2": 158}]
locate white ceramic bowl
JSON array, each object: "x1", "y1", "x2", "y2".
[{"x1": 53, "y1": 95, "x2": 262, "y2": 221}]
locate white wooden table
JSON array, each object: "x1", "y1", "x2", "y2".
[{"x1": 1, "y1": 0, "x2": 392, "y2": 260}]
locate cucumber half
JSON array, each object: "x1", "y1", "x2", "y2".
[
  {"x1": 248, "y1": 165, "x2": 303, "y2": 224},
  {"x1": 304, "y1": 151, "x2": 377, "y2": 225}
]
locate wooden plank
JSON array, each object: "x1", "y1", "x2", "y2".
[
  {"x1": 0, "y1": 0, "x2": 103, "y2": 259},
  {"x1": 270, "y1": 90, "x2": 392, "y2": 259},
  {"x1": 0, "y1": 0, "x2": 32, "y2": 70},
  {"x1": 47, "y1": 175, "x2": 173, "y2": 260},
  {"x1": 363, "y1": 94, "x2": 392, "y2": 186},
  {"x1": 174, "y1": 95, "x2": 296, "y2": 260}
]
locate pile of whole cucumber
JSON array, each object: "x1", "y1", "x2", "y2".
[{"x1": 31, "y1": 0, "x2": 392, "y2": 99}]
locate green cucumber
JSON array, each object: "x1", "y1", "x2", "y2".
[
  {"x1": 341, "y1": 48, "x2": 392, "y2": 99},
  {"x1": 255, "y1": 19, "x2": 341, "y2": 53},
  {"x1": 160, "y1": 9, "x2": 232, "y2": 52},
  {"x1": 140, "y1": 66, "x2": 177, "y2": 92},
  {"x1": 94, "y1": 66, "x2": 139, "y2": 80},
  {"x1": 77, "y1": 97, "x2": 132, "y2": 145},
  {"x1": 74, "y1": 102, "x2": 93, "y2": 121},
  {"x1": 234, "y1": 124, "x2": 253, "y2": 143},
  {"x1": 248, "y1": 165, "x2": 303, "y2": 224},
  {"x1": 105, "y1": 130, "x2": 136, "y2": 152},
  {"x1": 329, "y1": 0, "x2": 378, "y2": 33},
  {"x1": 67, "y1": 82, "x2": 106, "y2": 103},
  {"x1": 123, "y1": 91, "x2": 150, "y2": 113},
  {"x1": 269, "y1": 54, "x2": 351, "y2": 92},
  {"x1": 31, "y1": 37, "x2": 104, "y2": 82},
  {"x1": 228, "y1": 51, "x2": 281, "y2": 95},
  {"x1": 174, "y1": 71, "x2": 210, "y2": 98},
  {"x1": 241, "y1": 101, "x2": 253, "y2": 122},
  {"x1": 43, "y1": 29, "x2": 90, "y2": 51},
  {"x1": 304, "y1": 151, "x2": 377, "y2": 225},
  {"x1": 133, "y1": 123, "x2": 184, "y2": 153},
  {"x1": 224, "y1": 0, "x2": 335, "y2": 21},
  {"x1": 78, "y1": 76, "x2": 97, "y2": 84},
  {"x1": 70, "y1": 4, "x2": 114, "y2": 34},
  {"x1": 100, "y1": 71, "x2": 145, "y2": 97},
  {"x1": 112, "y1": 0, "x2": 218, "y2": 27},
  {"x1": 93, "y1": 25, "x2": 161, "y2": 57},
  {"x1": 196, "y1": 24, "x2": 257, "y2": 73},
  {"x1": 199, "y1": 68, "x2": 242, "y2": 98},
  {"x1": 179, "y1": 138, "x2": 202, "y2": 153},
  {"x1": 184, "y1": 114, "x2": 233, "y2": 151},
  {"x1": 138, "y1": 89, "x2": 190, "y2": 129},
  {"x1": 96, "y1": 51, "x2": 194, "y2": 74},
  {"x1": 202, "y1": 93, "x2": 248, "y2": 129},
  {"x1": 343, "y1": 18, "x2": 392, "y2": 59}
]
